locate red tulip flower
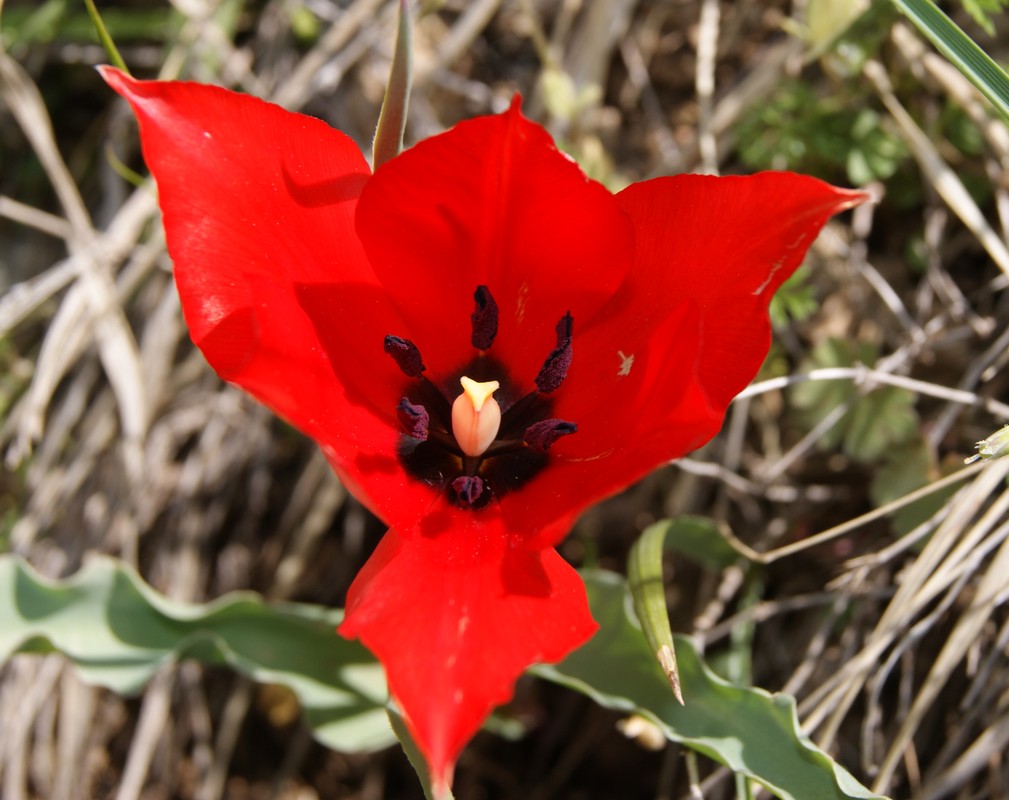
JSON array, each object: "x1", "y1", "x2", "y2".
[{"x1": 102, "y1": 66, "x2": 865, "y2": 793}]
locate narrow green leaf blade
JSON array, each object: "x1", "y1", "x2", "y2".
[
  {"x1": 372, "y1": 0, "x2": 413, "y2": 169},
  {"x1": 0, "y1": 555, "x2": 394, "y2": 753},
  {"x1": 627, "y1": 520, "x2": 682, "y2": 702},
  {"x1": 83, "y1": 0, "x2": 128, "y2": 73},
  {"x1": 537, "y1": 571, "x2": 885, "y2": 800},
  {"x1": 654, "y1": 515, "x2": 743, "y2": 571},
  {"x1": 892, "y1": 0, "x2": 1009, "y2": 122}
]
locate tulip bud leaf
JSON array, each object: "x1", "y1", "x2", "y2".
[{"x1": 373, "y1": 0, "x2": 413, "y2": 170}]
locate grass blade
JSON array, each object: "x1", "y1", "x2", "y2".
[{"x1": 891, "y1": 0, "x2": 1009, "y2": 121}]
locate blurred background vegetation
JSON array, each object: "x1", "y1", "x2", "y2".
[{"x1": 4, "y1": 0, "x2": 1009, "y2": 797}]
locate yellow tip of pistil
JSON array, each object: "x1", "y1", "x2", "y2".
[{"x1": 459, "y1": 376, "x2": 500, "y2": 412}]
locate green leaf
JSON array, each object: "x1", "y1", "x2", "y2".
[
  {"x1": 0, "y1": 557, "x2": 882, "y2": 797},
  {"x1": 372, "y1": 0, "x2": 413, "y2": 170},
  {"x1": 791, "y1": 339, "x2": 920, "y2": 462},
  {"x1": 539, "y1": 67, "x2": 602, "y2": 124},
  {"x1": 960, "y1": 0, "x2": 1008, "y2": 37},
  {"x1": 627, "y1": 521, "x2": 683, "y2": 703},
  {"x1": 0, "y1": 555, "x2": 394, "y2": 753},
  {"x1": 805, "y1": 0, "x2": 871, "y2": 54},
  {"x1": 736, "y1": 80, "x2": 906, "y2": 186},
  {"x1": 871, "y1": 438, "x2": 959, "y2": 535},
  {"x1": 4, "y1": 1, "x2": 178, "y2": 46},
  {"x1": 941, "y1": 100, "x2": 985, "y2": 155},
  {"x1": 892, "y1": 0, "x2": 1009, "y2": 122},
  {"x1": 842, "y1": 384, "x2": 918, "y2": 461},
  {"x1": 845, "y1": 109, "x2": 907, "y2": 185},
  {"x1": 288, "y1": 2, "x2": 322, "y2": 44},
  {"x1": 651, "y1": 515, "x2": 743, "y2": 571},
  {"x1": 770, "y1": 267, "x2": 819, "y2": 326},
  {"x1": 538, "y1": 571, "x2": 885, "y2": 800},
  {"x1": 627, "y1": 517, "x2": 758, "y2": 703}
]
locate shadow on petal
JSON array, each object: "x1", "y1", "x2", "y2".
[
  {"x1": 282, "y1": 166, "x2": 370, "y2": 209},
  {"x1": 501, "y1": 544, "x2": 551, "y2": 598}
]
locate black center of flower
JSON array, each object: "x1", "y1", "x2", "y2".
[{"x1": 384, "y1": 285, "x2": 577, "y2": 510}]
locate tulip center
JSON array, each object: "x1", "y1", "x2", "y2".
[{"x1": 384, "y1": 285, "x2": 578, "y2": 510}]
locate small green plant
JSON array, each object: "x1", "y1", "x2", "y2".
[
  {"x1": 737, "y1": 81, "x2": 908, "y2": 186},
  {"x1": 960, "y1": 0, "x2": 1009, "y2": 35},
  {"x1": 770, "y1": 266, "x2": 819, "y2": 327},
  {"x1": 792, "y1": 339, "x2": 919, "y2": 462}
]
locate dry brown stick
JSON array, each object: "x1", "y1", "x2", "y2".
[
  {"x1": 865, "y1": 57, "x2": 1009, "y2": 278},
  {"x1": 920, "y1": 610, "x2": 1009, "y2": 798},
  {"x1": 0, "y1": 257, "x2": 78, "y2": 338},
  {"x1": 272, "y1": 0, "x2": 389, "y2": 109},
  {"x1": 116, "y1": 402, "x2": 243, "y2": 799},
  {"x1": 668, "y1": 37, "x2": 802, "y2": 177},
  {"x1": 737, "y1": 366, "x2": 1009, "y2": 420},
  {"x1": 0, "y1": 657, "x2": 64, "y2": 800},
  {"x1": 873, "y1": 518, "x2": 1009, "y2": 790},
  {"x1": 165, "y1": 0, "x2": 253, "y2": 90},
  {"x1": 1, "y1": 186, "x2": 158, "y2": 469},
  {"x1": 419, "y1": 0, "x2": 505, "y2": 84},
  {"x1": 196, "y1": 678, "x2": 255, "y2": 800},
  {"x1": 804, "y1": 463, "x2": 1009, "y2": 745},
  {"x1": 180, "y1": 662, "x2": 215, "y2": 788},
  {"x1": 1, "y1": 53, "x2": 150, "y2": 466},
  {"x1": 51, "y1": 670, "x2": 97, "y2": 800},
  {"x1": 115, "y1": 669, "x2": 177, "y2": 800},
  {"x1": 921, "y1": 717, "x2": 1009, "y2": 800},
  {"x1": 617, "y1": 34, "x2": 681, "y2": 171},
  {"x1": 0, "y1": 54, "x2": 91, "y2": 240},
  {"x1": 562, "y1": 0, "x2": 638, "y2": 97},
  {"x1": 694, "y1": 0, "x2": 720, "y2": 174},
  {"x1": 268, "y1": 449, "x2": 346, "y2": 602},
  {"x1": 266, "y1": 725, "x2": 314, "y2": 800},
  {"x1": 0, "y1": 195, "x2": 73, "y2": 240}
]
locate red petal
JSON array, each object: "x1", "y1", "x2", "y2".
[
  {"x1": 339, "y1": 516, "x2": 597, "y2": 790},
  {"x1": 615, "y1": 173, "x2": 868, "y2": 408},
  {"x1": 504, "y1": 173, "x2": 868, "y2": 546},
  {"x1": 101, "y1": 68, "x2": 442, "y2": 526},
  {"x1": 504, "y1": 301, "x2": 720, "y2": 547},
  {"x1": 355, "y1": 99, "x2": 634, "y2": 390}
]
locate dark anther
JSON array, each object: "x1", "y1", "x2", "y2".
[
  {"x1": 384, "y1": 335, "x2": 425, "y2": 377},
  {"x1": 523, "y1": 419, "x2": 577, "y2": 452},
  {"x1": 452, "y1": 475, "x2": 484, "y2": 506},
  {"x1": 470, "y1": 285, "x2": 499, "y2": 350},
  {"x1": 535, "y1": 312, "x2": 573, "y2": 393},
  {"x1": 397, "y1": 398, "x2": 430, "y2": 440}
]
